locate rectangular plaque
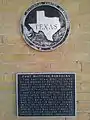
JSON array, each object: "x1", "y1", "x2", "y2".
[{"x1": 16, "y1": 72, "x2": 76, "y2": 117}]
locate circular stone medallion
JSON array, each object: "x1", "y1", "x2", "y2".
[{"x1": 21, "y1": 2, "x2": 70, "y2": 51}]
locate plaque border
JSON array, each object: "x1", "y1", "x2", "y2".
[{"x1": 16, "y1": 72, "x2": 76, "y2": 118}]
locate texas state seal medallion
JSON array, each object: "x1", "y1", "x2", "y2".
[{"x1": 20, "y1": 2, "x2": 70, "y2": 51}]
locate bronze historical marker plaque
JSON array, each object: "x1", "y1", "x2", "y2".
[{"x1": 16, "y1": 72, "x2": 76, "y2": 117}]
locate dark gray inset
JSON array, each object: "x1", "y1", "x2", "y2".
[{"x1": 16, "y1": 72, "x2": 76, "y2": 117}]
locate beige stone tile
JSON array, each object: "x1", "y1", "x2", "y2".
[
  {"x1": 81, "y1": 83, "x2": 90, "y2": 92},
  {"x1": 79, "y1": 0, "x2": 90, "y2": 15},
  {"x1": 76, "y1": 82, "x2": 81, "y2": 93},
  {"x1": 0, "y1": 93, "x2": 16, "y2": 120},
  {"x1": 77, "y1": 93, "x2": 90, "y2": 101},
  {"x1": 0, "y1": 54, "x2": 37, "y2": 63},
  {"x1": 0, "y1": 44, "x2": 29, "y2": 54},
  {"x1": 77, "y1": 112, "x2": 89, "y2": 120},
  {"x1": 75, "y1": 73, "x2": 90, "y2": 83},
  {"x1": 82, "y1": 62, "x2": 90, "y2": 74},
  {"x1": 78, "y1": 101, "x2": 90, "y2": 111},
  {"x1": 0, "y1": 63, "x2": 19, "y2": 73}
]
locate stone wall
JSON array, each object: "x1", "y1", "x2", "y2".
[{"x1": 0, "y1": 0, "x2": 90, "y2": 120}]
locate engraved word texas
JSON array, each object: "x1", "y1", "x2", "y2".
[{"x1": 29, "y1": 11, "x2": 61, "y2": 41}]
